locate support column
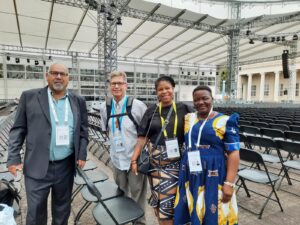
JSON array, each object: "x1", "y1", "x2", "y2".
[
  {"x1": 288, "y1": 41, "x2": 298, "y2": 102},
  {"x1": 259, "y1": 72, "x2": 265, "y2": 102},
  {"x1": 237, "y1": 74, "x2": 242, "y2": 99},
  {"x1": 3, "y1": 55, "x2": 7, "y2": 99},
  {"x1": 247, "y1": 74, "x2": 252, "y2": 101},
  {"x1": 274, "y1": 71, "x2": 280, "y2": 102}
]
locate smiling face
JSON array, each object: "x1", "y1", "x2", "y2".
[
  {"x1": 110, "y1": 75, "x2": 128, "y2": 102},
  {"x1": 46, "y1": 63, "x2": 69, "y2": 94},
  {"x1": 193, "y1": 89, "x2": 213, "y2": 117},
  {"x1": 156, "y1": 80, "x2": 174, "y2": 106}
]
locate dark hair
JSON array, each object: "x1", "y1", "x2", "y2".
[
  {"x1": 193, "y1": 85, "x2": 212, "y2": 97},
  {"x1": 155, "y1": 76, "x2": 175, "y2": 90}
]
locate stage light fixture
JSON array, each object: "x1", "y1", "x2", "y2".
[
  {"x1": 276, "y1": 37, "x2": 281, "y2": 42},
  {"x1": 282, "y1": 36, "x2": 286, "y2": 41},
  {"x1": 262, "y1": 37, "x2": 268, "y2": 42},
  {"x1": 110, "y1": 1, "x2": 116, "y2": 7},
  {"x1": 7, "y1": 56, "x2": 10, "y2": 61},
  {"x1": 246, "y1": 30, "x2": 251, "y2": 36},
  {"x1": 271, "y1": 37, "x2": 275, "y2": 42},
  {"x1": 35, "y1": 60, "x2": 39, "y2": 65},
  {"x1": 107, "y1": 12, "x2": 113, "y2": 21},
  {"x1": 249, "y1": 39, "x2": 254, "y2": 44},
  {"x1": 15, "y1": 58, "x2": 20, "y2": 63},
  {"x1": 48, "y1": 56, "x2": 52, "y2": 60},
  {"x1": 43, "y1": 60, "x2": 46, "y2": 65},
  {"x1": 27, "y1": 59, "x2": 30, "y2": 63},
  {"x1": 100, "y1": 4, "x2": 106, "y2": 13},
  {"x1": 293, "y1": 34, "x2": 298, "y2": 40},
  {"x1": 116, "y1": 17, "x2": 122, "y2": 25}
]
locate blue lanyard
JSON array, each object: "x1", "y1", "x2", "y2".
[{"x1": 111, "y1": 96, "x2": 128, "y2": 134}]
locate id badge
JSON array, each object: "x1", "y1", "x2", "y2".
[
  {"x1": 56, "y1": 126, "x2": 69, "y2": 146},
  {"x1": 188, "y1": 151, "x2": 202, "y2": 172},
  {"x1": 165, "y1": 138, "x2": 180, "y2": 159},
  {"x1": 112, "y1": 134, "x2": 126, "y2": 153}
]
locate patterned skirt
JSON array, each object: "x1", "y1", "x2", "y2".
[{"x1": 148, "y1": 144, "x2": 181, "y2": 220}]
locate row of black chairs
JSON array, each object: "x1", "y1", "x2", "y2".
[{"x1": 240, "y1": 125, "x2": 300, "y2": 138}]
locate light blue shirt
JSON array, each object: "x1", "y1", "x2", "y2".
[{"x1": 48, "y1": 88, "x2": 74, "y2": 161}]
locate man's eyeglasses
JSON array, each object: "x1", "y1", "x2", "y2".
[
  {"x1": 110, "y1": 82, "x2": 126, "y2": 87},
  {"x1": 48, "y1": 71, "x2": 68, "y2": 77}
]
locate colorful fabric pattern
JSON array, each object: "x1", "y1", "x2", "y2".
[{"x1": 174, "y1": 112, "x2": 240, "y2": 225}]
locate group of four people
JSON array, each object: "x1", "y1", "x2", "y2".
[{"x1": 7, "y1": 63, "x2": 240, "y2": 225}]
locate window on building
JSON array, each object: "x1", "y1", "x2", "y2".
[
  {"x1": 296, "y1": 83, "x2": 299, "y2": 97},
  {"x1": 251, "y1": 85, "x2": 256, "y2": 96},
  {"x1": 264, "y1": 84, "x2": 269, "y2": 96},
  {"x1": 279, "y1": 84, "x2": 284, "y2": 96}
]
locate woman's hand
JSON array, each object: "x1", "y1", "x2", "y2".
[
  {"x1": 221, "y1": 184, "x2": 234, "y2": 203},
  {"x1": 131, "y1": 161, "x2": 138, "y2": 175}
]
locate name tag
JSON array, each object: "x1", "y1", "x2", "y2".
[
  {"x1": 165, "y1": 138, "x2": 180, "y2": 159},
  {"x1": 188, "y1": 151, "x2": 202, "y2": 172},
  {"x1": 112, "y1": 134, "x2": 126, "y2": 153},
  {"x1": 56, "y1": 126, "x2": 69, "y2": 146}
]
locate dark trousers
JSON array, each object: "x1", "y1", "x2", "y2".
[{"x1": 24, "y1": 155, "x2": 74, "y2": 225}]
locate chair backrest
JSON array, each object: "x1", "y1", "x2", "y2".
[
  {"x1": 284, "y1": 131, "x2": 300, "y2": 142},
  {"x1": 252, "y1": 121, "x2": 269, "y2": 128},
  {"x1": 275, "y1": 139, "x2": 300, "y2": 155},
  {"x1": 239, "y1": 120, "x2": 252, "y2": 126},
  {"x1": 241, "y1": 125, "x2": 260, "y2": 136},
  {"x1": 247, "y1": 135, "x2": 276, "y2": 149},
  {"x1": 260, "y1": 128, "x2": 284, "y2": 139},
  {"x1": 76, "y1": 168, "x2": 102, "y2": 201},
  {"x1": 239, "y1": 147, "x2": 264, "y2": 164},
  {"x1": 290, "y1": 125, "x2": 300, "y2": 132},
  {"x1": 269, "y1": 123, "x2": 290, "y2": 131}
]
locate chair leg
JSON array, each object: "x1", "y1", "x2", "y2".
[
  {"x1": 74, "y1": 201, "x2": 92, "y2": 224},
  {"x1": 240, "y1": 178, "x2": 251, "y2": 198},
  {"x1": 71, "y1": 185, "x2": 83, "y2": 202}
]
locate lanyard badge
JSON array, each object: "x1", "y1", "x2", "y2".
[
  {"x1": 48, "y1": 89, "x2": 70, "y2": 146},
  {"x1": 159, "y1": 102, "x2": 180, "y2": 159}
]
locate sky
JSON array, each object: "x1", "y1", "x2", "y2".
[{"x1": 145, "y1": 0, "x2": 300, "y2": 19}]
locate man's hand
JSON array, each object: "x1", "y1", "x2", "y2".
[
  {"x1": 131, "y1": 162, "x2": 138, "y2": 176},
  {"x1": 8, "y1": 164, "x2": 23, "y2": 177},
  {"x1": 77, "y1": 160, "x2": 86, "y2": 169}
]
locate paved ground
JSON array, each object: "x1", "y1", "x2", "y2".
[{"x1": 13, "y1": 146, "x2": 300, "y2": 225}]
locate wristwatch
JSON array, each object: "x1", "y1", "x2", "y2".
[{"x1": 224, "y1": 180, "x2": 235, "y2": 188}]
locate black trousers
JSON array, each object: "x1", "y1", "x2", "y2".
[{"x1": 24, "y1": 155, "x2": 74, "y2": 225}]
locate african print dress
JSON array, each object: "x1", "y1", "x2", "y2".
[{"x1": 174, "y1": 112, "x2": 240, "y2": 225}]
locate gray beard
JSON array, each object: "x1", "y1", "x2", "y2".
[{"x1": 53, "y1": 83, "x2": 64, "y2": 91}]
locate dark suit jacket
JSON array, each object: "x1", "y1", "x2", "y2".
[{"x1": 7, "y1": 86, "x2": 89, "y2": 179}]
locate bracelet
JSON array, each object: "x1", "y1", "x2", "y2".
[
  {"x1": 224, "y1": 180, "x2": 235, "y2": 188},
  {"x1": 131, "y1": 160, "x2": 137, "y2": 164}
]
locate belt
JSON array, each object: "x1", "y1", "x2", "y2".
[{"x1": 49, "y1": 155, "x2": 73, "y2": 164}]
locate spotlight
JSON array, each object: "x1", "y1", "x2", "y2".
[
  {"x1": 276, "y1": 37, "x2": 281, "y2": 42},
  {"x1": 7, "y1": 56, "x2": 10, "y2": 61},
  {"x1": 249, "y1": 39, "x2": 254, "y2": 44},
  {"x1": 262, "y1": 37, "x2": 268, "y2": 42},
  {"x1": 15, "y1": 58, "x2": 20, "y2": 63},
  {"x1": 116, "y1": 17, "x2": 122, "y2": 25},
  {"x1": 106, "y1": 12, "x2": 113, "y2": 21},
  {"x1": 271, "y1": 37, "x2": 275, "y2": 42},
  {"x1": 43, "y1": 60, "x2": 46, "y2": 65},
  {"x1": 100, "y1": 4, "x2": 106, "y2": 13},
  {"x1": 293, "y1": 34, "x2": 298, "y2": 41},
  {"x1": 27, "y1": 59, "x2": 30, "y2": 63},
  {"x1": 246, "y1": 30, "x2": 251, "y2": 36},
  {"x1": 110, "y1": 1, "x2": 116, "y2": 7},
  {"x1": 35, "y1": 60, "x2": 39, "y2": 65},
  {"x1": 48, "y1": 56, "x2": 52, "y2": 60},
  {"x1": 282, "y1": 36, "x2": 286, "y2": 42}
]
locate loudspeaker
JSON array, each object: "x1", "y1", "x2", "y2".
[{"x1": 282, "y1": 50, "x2": 289, "y2": 79}]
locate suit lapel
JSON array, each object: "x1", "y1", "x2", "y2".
[
  {"x1": 38, "y1": 87, "x2": 51, "y2": 124},
  {"x1": 68, "y1": 93, "x2": 78, "y2": 129}
]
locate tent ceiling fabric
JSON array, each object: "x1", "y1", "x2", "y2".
[{"x1": 0, "y1": 0, "x2": 299, "y2": 66}]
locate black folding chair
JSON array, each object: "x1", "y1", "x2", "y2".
[
  {"x1": 284, "y1": 130, "x2": 300, "y2": 142},
  {"x1": 237, "y1": 148, "x2": 283, "y2": 219},
  {"x1": 240, "y1": 125, "x2": 260, "y2": 136},
  {"x1": 76, "y1": 168, "x2": 144, "y2": 225},
  {"x1": 260, "y1": 128, "x2": 285, "y2": 139},
  {"x1": 274, "y1": 139, "x2": 300, "y2": 195}
]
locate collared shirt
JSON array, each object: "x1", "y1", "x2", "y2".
[
  {"x1": 48, "y1": 88, "x2": 74, "y2": 161},
  {"x1": 99, "y1": 96, "x2": 147, "y2": 170}
]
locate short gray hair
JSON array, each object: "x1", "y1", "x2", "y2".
[{"x1": 109, "y1": 71, "x2": 127, "y2": 83}]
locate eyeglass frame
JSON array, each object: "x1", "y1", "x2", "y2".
[
  {"x1": 48, "y1": 71, "x2": 69, "y2": 77},
  {"x1": 110, "y1": 81, "x2": 127, "y2": 87}
]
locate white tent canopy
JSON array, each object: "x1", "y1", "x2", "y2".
[{"x1": 0, "y1": 0, "x2": 299, "y2": 66}]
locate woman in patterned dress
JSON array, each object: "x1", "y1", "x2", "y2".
[
  {"x1": 174, "y1": 85, "x2": 240, "y2": 225},
  {"x1": 131, "y1": 76, "x2": 193, "y2": 225}
]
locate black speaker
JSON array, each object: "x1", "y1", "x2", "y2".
[{"x1": 282, "y1": 50, "x2": 289, "y2": 79}]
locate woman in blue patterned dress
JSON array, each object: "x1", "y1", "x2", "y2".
[{"x1": 174, "y1": 86, "x2": 240, "y2": 225}]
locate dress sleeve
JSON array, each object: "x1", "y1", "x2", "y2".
[
  {"x1": 224, "y1": 113, "x2": 240, "y2": 151},
  {"x1": 137, "y1": 105, "x2": 155, "y2": 137}
]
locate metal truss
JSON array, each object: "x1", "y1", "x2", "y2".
[{"x1": 288, "y1": 41, "x2": 298, "y2": 101}]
